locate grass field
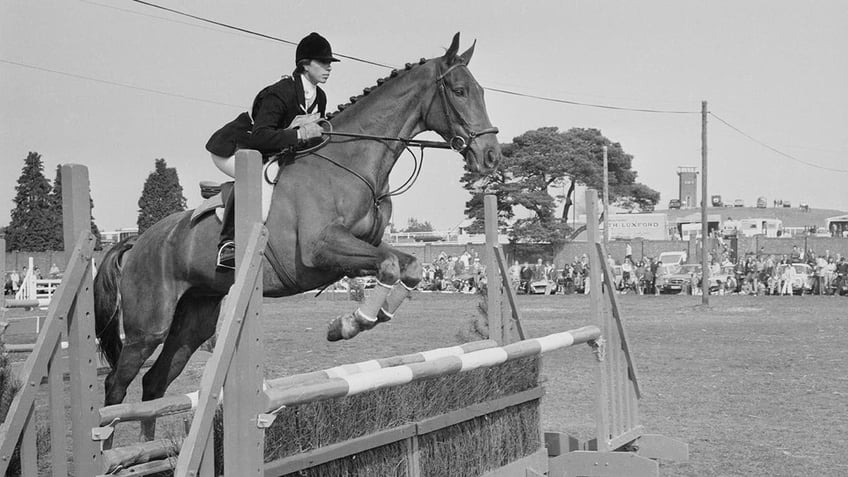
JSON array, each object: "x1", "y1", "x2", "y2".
[{"x1": 4, "y1": 291, "x2": 847, "y2": 476}]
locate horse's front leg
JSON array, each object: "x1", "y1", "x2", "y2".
[
  {"x1": 309, "y1": 224, "x2": 404, "y2": 341},
  {"x1": 375, "y1": 243, "x2": 422, "y2": 323}
]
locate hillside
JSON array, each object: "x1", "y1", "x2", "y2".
[{"x1": 657, "y1": 206, "x2": 846, "y2": 228}]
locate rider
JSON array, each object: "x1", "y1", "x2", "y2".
[{"x1": 206, "y1": 32, "x2": 339, "y2": 270}]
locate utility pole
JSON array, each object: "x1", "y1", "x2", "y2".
[
  {"x1": 603, "y1": 145, "x2": 609, "y2": 245},
  {"x1": 701, "y1": 101, "x2": 709, "y2": 304}
]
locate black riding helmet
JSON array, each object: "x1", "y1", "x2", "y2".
[{"x1": 296, "y1": 33, "x2": 340, "y2": 64}]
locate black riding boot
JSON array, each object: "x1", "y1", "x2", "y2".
[{"x1": 216, "y1": 192, "x2": 236, "y2": 271}]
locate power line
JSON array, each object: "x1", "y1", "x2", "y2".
[
  {"x1": 709, "y1": 112, "x2": 848, "y2": 173},
  {"x1": 125, "y1": 0, "x2": 700, "y2": 115},
  {"x1": 484, "y1": 87, "x2": 700, "y2": 114},
  {"x1": 129, "y1": 0, "x2": 396, "y2": 69},
  {"x1": 0, "y1": 58, "x2": 243, "y2": 109}
]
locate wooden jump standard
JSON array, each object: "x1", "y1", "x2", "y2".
[{"x1": 0, "y1": 164, "x2": 103, "y2": 477}]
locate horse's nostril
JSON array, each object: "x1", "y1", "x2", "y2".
[{"x1": 484, "y1": 149, "x2": 498, "y2": 169}]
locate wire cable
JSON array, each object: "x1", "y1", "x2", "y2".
[
  {"x1": 126, "y1": 0, "x2": 700, "y2": 115},
  {"x1": 484, "y1": 87, "x2": 700, "y2": 114},
  {"x1": 709, "y1": 112, "x2": 848, "y2": 173},
  {"x1": 0, "y1": 58, "x2": 243, "y2": 109},
  {"x1": 129, "y1": 0, "x2": 396, "y2": 69}
]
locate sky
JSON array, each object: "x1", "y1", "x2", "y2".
[{"x1": 2, "y1": 0, "x2": 846, "y2": 233}]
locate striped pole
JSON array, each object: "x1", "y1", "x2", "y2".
[
  {"x1": 265, "y1": 326, "x2": 600, "y2": 410},
  {"x1": 98, "y1": 339, "x2": 499, "y2": 425}
]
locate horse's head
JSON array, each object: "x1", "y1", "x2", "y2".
[{"x1": 424, "y1": 33, "x2": 501, "y2": 174}]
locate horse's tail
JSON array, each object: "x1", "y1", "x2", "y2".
[{"x1": 93, "y1": 235, "x2": 137, "y2": 369}]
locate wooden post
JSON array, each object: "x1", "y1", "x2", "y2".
[
  {"x1": 602, "y1": 145, "x2": 609, "y2": 245},
  {"x1": 484, "y1": 194, "x2": 505, "y2": 344},
  {"x1": 223, "y1": 149, "x2": 266, "y2": 476},
  {"x1": 701, "y1": 101, "x2": 710, "y2": 303},
  {"x1": 61, "y1": 164, "x2": 102, "y2": 476},
  {"x1": 1, "y1": 238, "x2": 5, "y2": 295},
  {"x1": 585, "y1": 189, "x2": 610, "y2": 450}
]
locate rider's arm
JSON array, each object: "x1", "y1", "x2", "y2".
[{"x1": 250, "y1": 94, "x2": 300, "y2": 150}]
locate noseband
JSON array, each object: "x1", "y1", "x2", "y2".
[{"x1": 431, "y1": 63, "x2": 500, "y2": 154}]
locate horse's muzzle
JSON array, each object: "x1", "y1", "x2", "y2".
[{"x1": 484, "y1": 148, "x2": 500, "y2": 170}]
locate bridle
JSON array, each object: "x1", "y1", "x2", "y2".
[
  {"x1": 268, "y1": 59, "x2": 499, "y2": 204},
  {"x1": 428, "y1": 62, "x2": 499, "y2": 155}
]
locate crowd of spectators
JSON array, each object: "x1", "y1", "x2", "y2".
[{"x1": 414, "y1": 243, "x2": 848, "y2": 298}]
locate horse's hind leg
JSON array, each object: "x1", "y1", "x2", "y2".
[
  {"x1": 139, "y1": 294, "x2": 220, "y2": 440},
  {"x1": 104, "y1": 338, "x2": 163, "y2": 407}
]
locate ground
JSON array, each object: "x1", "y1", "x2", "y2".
[{"x1": 3, "y1": 291, "x2": 847, "y2": 476}]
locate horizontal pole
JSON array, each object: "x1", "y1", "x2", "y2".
[
  {"x1": 98, "y1": 340, "x2": 499, "y2": 425},
  {"x1": 3, "y1": 299, "x2": 41, "y2": 309},
  {"x1": 267, "y1": 339, "x2": 498, "y2": 390},
  {"x1": 266, "y1": 326, "x2": 600, "y2": 410}
]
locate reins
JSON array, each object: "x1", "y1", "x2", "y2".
[{"x1": 265, "y1": 61, "x2": 499, "y2": 207}]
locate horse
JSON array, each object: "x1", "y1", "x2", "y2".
[{"x1": 93, "y1": 33, "x2": 501, "y2": 440}]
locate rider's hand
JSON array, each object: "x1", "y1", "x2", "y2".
[{"x1": 299, "y1": 122, "x2": 324, "y2": 141}]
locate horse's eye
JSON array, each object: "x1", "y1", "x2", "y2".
[{"x1": 453, "y1": 87, "x2": 466, "y2": 97}]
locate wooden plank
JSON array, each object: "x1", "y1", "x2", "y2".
[
  {"x1": 98, "y1": 459, "x2": 176, "y2": 476},
  {"x1": 595, "y1": 242, "x2": 642, "y2": 398},
  {"x1": 494, "y1": 247, "x2": 525, "y2": 340},
  {"x1": 47, "y1": 344, "x2": 68, "y2": 477},
  {"x1": 0, "y1": 230, "x2": 94, "y2": 473},
  {"x1": 20, "y1": 405, "x2": 37, "y2": 477},
  {"x1": 62, "y1": 164, "x2": 102, "y2": 477},
  {"x1": 479, "y1": 447, "x2": 548, "y2": 477},
  {"x1": 173, "y1": 223, "x2": 267, "y2": 476},
  {"x1": 263, "y1": 424, "x2": 417, "y2": 476},
  {"x1": 406, "y1": 435, "x2": 421, "y2": 477},
  {"x1": 100, "y1": 393, "x2": 196, "y2": 426},
  {"x1": 224, "y1": 149, "x2": 266, "y2": 477},
  {"x1": 103, "y1": 439, "x2": 180, "y2": 474},
  {"x1": 417, "y1": 387, "x2": 544, "y2": 435},
  {"x1": 484, "y1": 194, "x2": 505, "y2": 344},
  {"x1": 549, "y1": 449, "x2": 659, "y2": 477},
  {"x1": 633, "y1": 434, "x2": 689, "y2": 462},
  {"x1": 585, "y1": 190, "x2": 612, "y2": 453}
]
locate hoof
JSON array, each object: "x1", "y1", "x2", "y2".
[
  {"x1": 327, "y1": 313, "x2": 361, "y2": 342},
  {"x1": 376, "y1": 308, "x2": 393, "y2": 323}
]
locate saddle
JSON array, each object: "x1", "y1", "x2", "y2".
[{"x1": 191, "y1": 159, "x2": 280, "y2": 225}]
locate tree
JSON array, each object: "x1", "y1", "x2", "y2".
[
  {"x1": 137, "y1": 158, "x2": 187, "y2": 234},
  {"x1": 461, "y1": 127, "x2": 660, "y2": 246},
  {"x1": 402, "y1": 217, "x2": 434, "y2": 233},
  {"x1": 5, "y1": 152, "x2": 54, "y2": 251},
  {"x1": 49, "y1": 165, "x2": 103, "y2": 250}
]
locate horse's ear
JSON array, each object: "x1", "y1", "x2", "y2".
[
  {"x1": 444, "y1": 32, "x2": 461, "y2": 63},
  {"x1": 459, "y1": 40, "x2": 476, "y2": 65}
]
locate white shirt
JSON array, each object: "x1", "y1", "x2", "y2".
[{"x1": 300, "y1": 74, "x2": 317, "y2": 112}]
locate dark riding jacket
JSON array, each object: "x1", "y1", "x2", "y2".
[{"x1": 206, "y1": 74, "x2": 328, "y2": 158}]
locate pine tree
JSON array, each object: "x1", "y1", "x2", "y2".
[
  {"x1": 49, "y1": 165, "x2": 103, "y2": 251},
  {"x1": 5, "y1": 152, "x2": 54, "y2": 251},
  {"x1": 137, "y1": 158, "x2": 187, "y2": 234}
]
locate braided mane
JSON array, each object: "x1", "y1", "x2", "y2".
[{"x1": 326, "y1": 57, "x2": 432, "y2": 120}]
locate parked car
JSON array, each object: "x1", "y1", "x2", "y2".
[
  {"x1": 657, "y1": 264, "x2": 701, "y2": 294},
  {"x1": 777, "y1": 263, "x2": 814, "y2": 295},
  {"x1": 668, "y1": 199, "x2": 681, "y2": 209},
  {"x1": 756, "y1": 197, "x2": 767, "y2": 208},
  {"x1": 657, "y1": 264, "x2": 734, "y2": 294},
  {"x1": 733, "y1": 199, "x2": 744, "y2": 207},
  {"x1": 527, "y1": 278, "x2": 556, "y2": 294},
  {"x1": 656, "y1": 251, "x2": 687, "y2": 276}
]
